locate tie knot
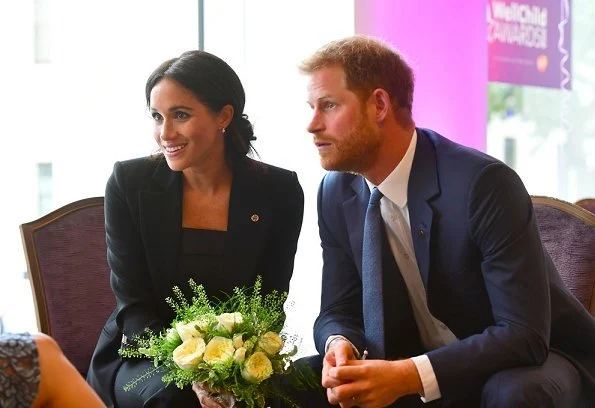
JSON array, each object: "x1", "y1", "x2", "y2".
[{"x1": 369, "y1": 188, "x2": 383, "y2": 207}]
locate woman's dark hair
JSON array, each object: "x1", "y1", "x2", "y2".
[{"x1": 146, "y1": 50, "x2": 256, "y2": 161}]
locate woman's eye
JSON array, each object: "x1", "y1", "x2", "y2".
[
  {"x1": 151, "y1": 112, "x2": 163, "y2": 121},
  {"x1": 175, "y1": 111, "x2": 189, "y2": 119}
]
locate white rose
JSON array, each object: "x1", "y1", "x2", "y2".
[
  {"x1": 241, "y1": 351, "x2": 273, "y2": 383},
  {"x1": 256, "y1": 332, "x2": 283, "y2": 356},
  {"x1": 172, "y1": 337, "x2": 206, "y2": 370},
  {"x1": 233, "y1": 347, "x2": 247, "y2": 364},
  {"x1": 166, "y1": 328, "x2": 181, "y2": 343},
  {"x1": 215, "y1": 313, "x2": 243, "y2": 333},
  {"x1": 175, "y1": 321, "x2": 204, "y2": 342},
  {"x1": 232, "y1": 333, "x2": 244, "y2": 349},
  {"x1": 203, "y1": 336, "x2": 235, "y2": 365}
]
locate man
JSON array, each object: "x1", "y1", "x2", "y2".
[{"x1": 301, "y1": 35, "x2": 595, "y2": 407}]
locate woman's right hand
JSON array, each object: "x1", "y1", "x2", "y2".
[{"x1": 192, "y1": 383, "x2": 236, "y2": 408}]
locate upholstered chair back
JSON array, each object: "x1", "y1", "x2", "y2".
[
  {"x1": 532, "y1": 196, "x2": 595, "y2": 317},
  {"x1": 20, "y1": 197, "x2": 114, "y2": 375}
]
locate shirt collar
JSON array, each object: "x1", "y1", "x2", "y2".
[{"x1": 365, "y1": 129, "x2": 417, "y2": 208}]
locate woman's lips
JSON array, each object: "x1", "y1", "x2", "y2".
[{"x1": 162, "y1": 144, "x2": 188, "y2": 157}]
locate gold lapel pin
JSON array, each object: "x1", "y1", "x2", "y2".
[{"x1": 251, "y1": 214, "x2": 260, "y2": 222}]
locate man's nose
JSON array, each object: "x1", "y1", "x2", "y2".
[{"x1": 307, "y1": 111, "x2": 323, "y2": 134}]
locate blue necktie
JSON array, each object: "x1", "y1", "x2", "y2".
[{"x1": 362, "y1": 187, "x2": 385, "y2": 359}]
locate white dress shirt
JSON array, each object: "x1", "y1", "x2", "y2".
[
  {"x1": 326, "y1": 130, "x2": 457, "y2": 403},
  {"x1": 371, "y1": 130, "x2": 457, "y2": 402}
]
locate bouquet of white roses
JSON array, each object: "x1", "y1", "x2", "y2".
[{"x1": 120, "y1": 276, "x2": 316, "y2": 408}]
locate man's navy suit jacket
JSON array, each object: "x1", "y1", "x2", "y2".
[{"x1": 314, "y1": 128, "x2": 595, "y2": 399}]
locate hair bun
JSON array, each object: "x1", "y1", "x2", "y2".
[{"x1": 238, "y1": 114, "x2": 256, "y2": 142}]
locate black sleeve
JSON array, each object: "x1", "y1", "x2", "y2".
[{"x1": 106, "y1": 162, "x2": 164, "y2": 339}]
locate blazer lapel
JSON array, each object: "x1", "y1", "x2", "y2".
[
  {"x1": 408, "y1": 129, "x2": 440, "y2": 287},
  {"x1": 137, "y1": 159, "x2": 270, "y2": 297},
  {"x1": 224, "y1": 163, "x2": 271, "y2": 282},
  {"x1": 139, "y1": 160, "x2": 183, "y2": 297},
  {"x1": 344, "y1": 176, "x2": 369, "y2": 277}
]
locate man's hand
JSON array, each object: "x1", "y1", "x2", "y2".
[
  {"x1": 327, "y1": 358, "x2": 423, "y2": 408},
  {"x1": 322, "y1": 339, "x2": 357, "y2": 405}
]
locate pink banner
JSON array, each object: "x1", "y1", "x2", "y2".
[{"x1": 488, "y1": 0, "x2": 571, "y2": 89}]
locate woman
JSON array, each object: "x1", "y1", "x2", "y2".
[
  {"x1": 86, "y1": 51, "x2": 304, "y2": 407},
  {"x1": 0, "y1": 333, "x2": 104, "y2": 407}
]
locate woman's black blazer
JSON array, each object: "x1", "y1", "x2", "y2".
[{"x1": 86, "y1": 156, "x2": 304, "y2": 405}]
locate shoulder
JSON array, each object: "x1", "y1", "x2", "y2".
[
  {"x1": 418, "y1": 128, "x2": 530, "y2": 218},
  {"x1": 107, "y1": 155, "x2": 170, "y2": 199},
  {"x1": 232, "y1": 158, "x2": 304, "y2": 221},
  {"x1": 110, "y1": 156, "x2": 166, "y2": 185},
  {"x1": 243, "y1": 157, "x2": 297, "y2": 181},
  {"x1": 239, "y1": 157, "x2": 303, "y2": 195},
  {"x1": 418, "y1": 128, "x2": 521, "y2": 192},
  {"x1": 419, "y1": 128, "x2": 501, "y2": 173},
  {"x1": 112, "y1": 155, "x2": 163, "y2": 180},
  {"x1": 321, "y1": 171, "x2": 358, "y2": 190},
  {"x1": 318, "y1": 171, "x2": 360, "y2": 205}
]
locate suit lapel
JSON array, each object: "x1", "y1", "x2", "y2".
[
  {"x1": 344, "y1": 176, "x2": 369, "y2": 277},
  {"x1": 408, "y1": 129, "x2": 440, "y2": 287},
  {"x1": 224, "y1": 162, "x2": 271, "y2": 281},
  {"x1": 343, "y1": 130, "x2": 440, "y2": 285},
  {"x1": 139, "y1": 160, "x2": 183, "y2": 296}
]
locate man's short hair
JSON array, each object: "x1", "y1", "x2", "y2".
[{"x1": 300, "y1": 35, "x2": 414, "y2": 126}]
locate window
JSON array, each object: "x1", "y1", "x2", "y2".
[
  {"x1": 0, "y1": 0, "x2": 199, "y2": 332},
  {"x1": 37, "y1": 163, "x2": 53, "y2": 216},
  {"x1": 34, "y1": 0, "x2": 52, "y2": 63},
  {"x1": 487, "y1": 0, "x2": 595, "y2": 201}
]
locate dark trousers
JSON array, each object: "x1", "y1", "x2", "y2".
[
  {"x1": 114, "y1": 359, "x2": 199, "y2": 408},
  {"x1": 114, "y1": 359, "x2": 283, "y2": 408},
  {"x1": 292, "y1": 351, "x2": 585, "y2": 408},
  {"x1": 481, "y1": 351, "x2": 584, "y2": 408}
]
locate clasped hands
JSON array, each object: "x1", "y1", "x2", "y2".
[{"x1": 322, "y1": 339, "x2": 422, "y2": 408}]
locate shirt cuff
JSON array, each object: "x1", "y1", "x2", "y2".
[
  {"x1": 411, "y1": 355, "x2": 441, "y2": 402},
  {"x1": 324, "y1": 335, "x2": 361, "y2": 358}
]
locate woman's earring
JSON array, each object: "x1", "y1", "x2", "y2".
[{"x1": 221, "y1": 128, "x2": 226, "y2": 134}]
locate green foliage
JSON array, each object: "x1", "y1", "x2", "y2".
[
  {"x1": 118, "y1": 276, "x2": 315, "y2": 408},
  {"x1": 488, "y1": 82, "x2": 524, "y2": 119}
]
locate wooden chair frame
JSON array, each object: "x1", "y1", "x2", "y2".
[
  {"x1": 531, "y1": 195, "x2": 595, "y2": 316},
  {"x1": 20, "y1": 197, "x2": 105, "y2": 334},
  {"x1": 575, "y1": 198, "x2": 595, "y2": 213}
]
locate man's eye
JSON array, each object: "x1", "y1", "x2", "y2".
[
  {"x1": 175, "y1": 111, "x2": 189, "y2": 119},
  {"x1": 323, "y1": 101, "x2": 336, "y2": 110}
]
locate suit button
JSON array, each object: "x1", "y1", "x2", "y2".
[{"x1": 418, "y1": 229, "x2": 425, "y2": 239}]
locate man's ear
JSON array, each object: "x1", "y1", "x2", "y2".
[{"x1": 369, "y1": 88, "x2": 392, "y2": 123}]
